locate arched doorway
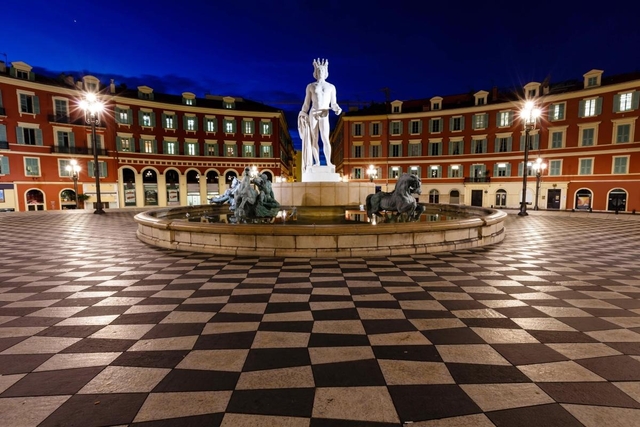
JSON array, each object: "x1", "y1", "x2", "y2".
[
  {"x1": 429, "y1": 189, "x2": 439, "y2": 204},
  {"x1": 123, "y1": 168, "x2": 137, "y2": 207},
  {"x1": 261, "y1": 171, "x2": 273, "y2": 182},
  {"x1": 165, "y1": 170, "x2": 180, "y2": 205},
  {"x1": 26, "y1": 189, "x2": 45, "y2": 211},
  {"x1": 61, "y1": 189, "x2": 77, "y2": 209},
  {"x1": 495, "y1": 189, "x2": 507, "y2": 208},
  {"x1": 575, "y1": 188, "x2": 592, "y2": 211},
  {"x1": 450, "y1": 190, "x2": 460, "y2": 204},
  {"x1": 186, "y1": 170, "x2": 201, "y2": 205},
  {"x1": 608, "y1": 188, "x2": 627, "y2": 212},
  {"x1": 142, "y1": 169, "x2": 159, "y2": 206}
]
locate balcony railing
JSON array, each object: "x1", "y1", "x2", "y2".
[
  {"x1": 48, "y1": 115, "x2": 86, "y2": 125},
  {"x1": 51, "y1": 146, "x2": 108, "y2": 156},
  {"x1": 0, "y1": 141, "x2": 8, "y2": 150},
  {"x1": 464, "y1": 176, "x2": 491, "y2": 183}
]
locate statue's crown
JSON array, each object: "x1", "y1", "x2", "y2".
[{"x1": 313, "y1": 58, "x2": 328, "y2": 70}]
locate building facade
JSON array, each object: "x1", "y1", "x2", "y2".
[
  {"x1": 333, "y1": 69, "x2": 640, "y2": 213},
  {"x1": 0, "y1": 61, "x2": 294, "y2": 212}
]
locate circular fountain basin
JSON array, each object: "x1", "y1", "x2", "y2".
[{"x1": 134, "y1": 204, "x2": 507, "y2": 258}]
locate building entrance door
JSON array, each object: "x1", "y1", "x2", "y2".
[
  {"x1": 546, "y1": 189, "x2": 561, "y2": 209},
  {"x1": 608, "y1": 189, "x2": 627, "y2": 212},
  {"x1": 471, "y1": 190, "x2": 483, "y2": 207}
]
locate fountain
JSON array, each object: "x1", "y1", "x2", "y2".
[{"x1": 133, "y1": 58, "x2": 507, "y2": 257}]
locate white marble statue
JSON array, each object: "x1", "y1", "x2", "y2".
[{"x1": 298, "y1": 58, "x2": 342, "y2": 172}]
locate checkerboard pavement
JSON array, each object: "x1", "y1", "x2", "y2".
[{"x1": 1, "y1": 210, "x2": 640, "y2": 427}]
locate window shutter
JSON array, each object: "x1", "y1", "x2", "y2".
[
  {"x1": 507, "y1": 137, "x2": 512, "y2": 152},
  {"x1": 493, "y1": 138, "x2": 500, "y2": 153},
  {"x1": 506, "y1": 164, "x2": 512, "y2": 176},
  {"x1": 138, "y1": 111, "x2": 144, "y2": 125},
  {"x1": 1, "y1": 156, "x2": 9, "y2": 174},
  {"x1": 449, "y1": 118, "x2": 454, "y2": 132},
  {"x1": 116, "y1": 136, "x2": 122, "y2": 151},
  {"x1": 496, "y1": 112, "x2": 501, "y2": 125},
  {"x1": 482, "y1": 139, "x2": 487, "y2": 153},
  {"x1": 88, "y1": 161, "x2": 95, "y2": 178},
  {"x1": 632, "y1": 92, "x2": 640, "y2": 110},
  {"x1": 36, "y1": 129, "x2": 43, "y2": 145},
  {"x1": 460, "y1": 116, "x2": 465, "y2": 130},
  {"x1": 127, "y1": 108, "x2": 133, "y2": 124},
  {"x1": 16, "y1": 127, "x2": 24, "y2": 144},
  {"x1": 163, "y1": 141, "x2": 169, "y2": 154},
  {"x1": 69, "y1": 132, "x2": 75, "y2": 147},
  {"x1": 613, "y1": 94, "x2": 621, "y2": 113},
  {"x1": 100, "y1": 162, "x2": 107, "y2": 177},
  {"x1": 162, "y1": 113, "x2": 168, "y2": 127},
  {"x1": 518, "y1": 162, "x2": 523, "y2": 176},
  {"x1": 595, "y1": 97, "x2": 603, "y2": 115},
  {"x1": 519, "y1": 135, "x2": 525, "y2": 151},
  {"x1": 34, "y1": 96, "x2": 40, "y2": 114},
  {"x1": 0, "y1": 124, "x2": 6, "y2": 142},
  {"x1": 194, "y1": 142, "x2": 200, "y2": 156},
  {"x1": 152, "y1": 139, "x2": 158, "y2": 154},
  {"x1": 578, "y1": 100, "x2": 586, "y2": 118},
  {"x1": 151, "y1": 112, "x2": 156, "y2": 127},
  {"x1": 139, "y1": 138, "x2": 145, "y2": 153},
  {"x1": 0, "y1": 90, "x2": 3, "y2": 108},
  {"x1": 532, "y1": 134, "x2": 540, "y2": 150}
]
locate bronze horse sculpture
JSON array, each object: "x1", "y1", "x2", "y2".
[{"x1": 366, "y1": 173, "x2": 424, "y2": 222}]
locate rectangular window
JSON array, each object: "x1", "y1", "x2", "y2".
[
  {"x1": 184, "y1": 116, "x2": 197, "y2": 131},
  {"x1": 260, "y1": 145, "x2": 273, "y2": 157},
  {"x1": 410, "y1": 120, "x2": 421, "y2": 134},
  {"x1": 224, "y1": 119, "x2": 236, "y2": 133},
  {"x1": 472, "y1": 114, "x2": 487, "y2": 130},
  {"x1": 225, "y1": 144, "x2": 237, "y2": 157},
  {"x1": 497, "y1": 137, "x2": 509, "y2": 152},
  {"x1": 88, "y1": 160, "x2": 107, "y2": 178},
  {"x1": 428, "y1": 166, "x2": 440, "y2": 178},
  {"x1": 581, "y1": 128, "x2": 595, "y2": 146},
  {"x1": 353, "y1": 168, "x2": 362, "y2": 179},
  {"x1": 619, "y1": 93, "x2": 633, "y2": 111},
  {"x1": 119, "y1": 138, "x2": 131, "y2": 152},
  {"x1": 450, "y1": 140, "x2": 463, "y2": 155},
  {"x1": 56, "y1": 130, "x2": 73, "y2": 148},
  {"x1": 613, "y1": 157, "x2": 628, "y2": 174},
  {"x1": 409, "y1": 143, "x2": 421, "y2": 156},
  {"x1": 429, "y1": 142, "x2": 441, "y2": 156},
  {"x1": 353, "y1": 123, "x2": 362, "y2": 136},
  {"x1": 243, "y1": 120, "x2": 254, "y2": 135},
  {"x1": 186, "y1": 143, "x2": 197, "y2": 156},
  {"x1": 495, "y1": 164, "x2": 508, "y2": 177},
  {"x1": 206, "y1": 143, "x2": 218, "y2": 156},
  {"x1": 19, "y1": 93, "x2": 39, "y2": 114},
  {"x1": 391, "y1": 144, "x2": 401, "y2": 157},
  {"x1": 587, "y1": 77, "x2": 598, "y2": 87},
  {"x1": 549, "y1": 103, "x2": 565, "y2": 121},
  {"x1": 164, "y1": 114, "x2": 175, "y2": 129},
  {"x1": 354, "y1": 145, "x2": 362, "y2": 158},
  {"x1": 117, "y1": 108, "x2": 130, "y2": 124},
  {"x1": 165, "y1": 142, "x2": 176, "y2": 155},
  {"x1": 616, "y1": 124, "x2": 631, "y2": 143},
  {"x1": 142, "y1": 112, "x2": 152, "y2": 127},
  {"x1": 579, "y1": 158, "x2": 593, "y2": 175},
  {"x1": 584, "y1": 99, "x2": 596, "y2": 117},
  {"x1": 549, "y1": 160, "x2": 561, "y2": 176},
  {"x1": 449, "y1": 165, "x2": 461, "y2": 178},
  {"x1": 261, "y1": 122, "x2": 272, "y2": 135},
  {"x1": 551, "y1": 131, "x2": 563, "y2": 148},
  {"x1": 371, "y1": 145, "x2": 380, "y2": 158},
  {"x1": 261, "y1": 145, "x2": 272, "y2": 158},
  {"x1": 243, "y1": 144, "x2": 255, "y2": 157},
  {"x1": 451, "y1": 117, "x2": 464, "y2": 131},
  {"x1": 143, "y1": 140, "x2": 154, "y2": 154},
  {"x1": 25, "y1": 157, "x2": 40, "y2": 176},
  {"x1": 430, "y1": 118, "x2": 442, "y2": 133},
  {"x1": 371, "y1": 123, "x2": 380, "y2": 136},
  {"x1": 390, "y1": 167, "x2": 400, "y2": 179},
  {"x1": 472, "y1": 139, "x2": 487, "y2": 154},
  {"x1": 19, "y1": 127, "x2": 42, "y2": 145},
  {"x1": 205, "y1": 118, "x2": 217, "y2": 132},
  {"x1": 54, "y1": 99, "x2": 68, "y2": 120},
  {"x1": 391, "y1": 121, "x2": 401, "y2": 135},
  {"x1": 498, "y1": 111, "x2": 511, "y2": 127}
]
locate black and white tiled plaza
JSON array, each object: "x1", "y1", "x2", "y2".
[{"x1": 1, "y1": 209, "x2": 640, "y2": 427}]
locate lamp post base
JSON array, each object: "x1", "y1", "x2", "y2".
[
  {"x1": 517, "y1": 211, "x2": 528, "y2": 216},
  {"x1": 94, "y1": 209, "x2": 106, "y2": 215}
]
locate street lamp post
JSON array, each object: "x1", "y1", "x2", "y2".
[
  {"x1": 366, "y1": 165, "x2": 377, "y2": 182},
  {"x1": 532, "y1": 157, "x2": 547, "y2": 210},
  {"x1": 518, "y1": 101, "x2": 541, "y2": 216},
  {"x1": 65, "y1": 159, "x2": 81, "y2": 209},
  {"x1": 79, "y1": 93, "x2": 105, "y2": 214}
]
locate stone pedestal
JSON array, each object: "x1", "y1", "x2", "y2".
[
  {"x1": 272, "y1": 181, "x2": 376, "y2": 207},
  {"x1": 302, "y1": 165, "x2": 341, "y2": 183}
]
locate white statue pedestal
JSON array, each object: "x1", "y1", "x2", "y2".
[{"x1": 302, "y1": 165, "x2": 342, "y2": 182}]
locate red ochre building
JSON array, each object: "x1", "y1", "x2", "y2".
[
  {"x1": 0, "y1": 61, "x2": 294, "y2": 212},
  {"x1": 332, "y1": 68, "x2": 640, "y2": 213}
]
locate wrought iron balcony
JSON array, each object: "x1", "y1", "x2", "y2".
[
  {"x1": 0, "y1": 141, "x2": 9, "y2": 150},
  {"x1": 48, "y1": 115, "x2": 85, "y2": 125},
  {"x1": 51, "y1": 146, "x2": 108, "y2": 156},
  {"x1": 464, "y1": 176, "x2": 491, "y2": 183}
]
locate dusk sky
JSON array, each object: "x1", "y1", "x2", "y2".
[{"x1": 4, "y1": 1, "x2": 640, "y2": 149}]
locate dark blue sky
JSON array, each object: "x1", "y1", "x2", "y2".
[{"x1": 4, "y1": 1, "x2": 640, "y2": 149}]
